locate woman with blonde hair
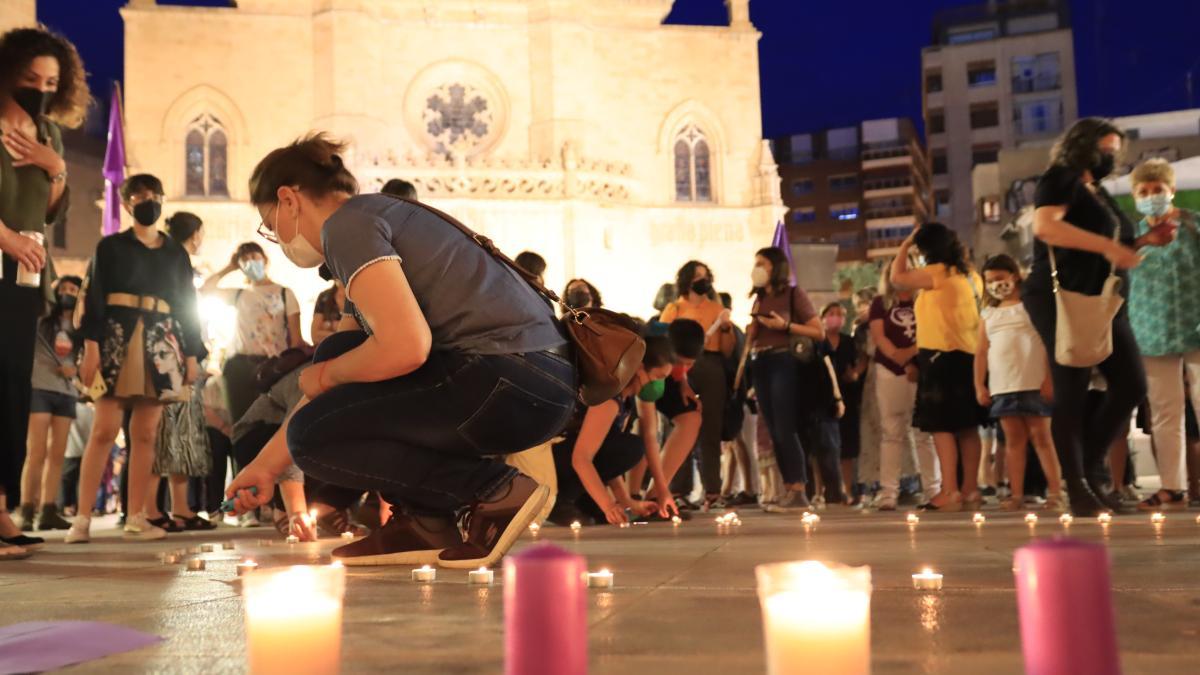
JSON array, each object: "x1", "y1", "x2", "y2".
[{"x1": 1126, "y1": 157, "x2": 1200, "y2": 511}]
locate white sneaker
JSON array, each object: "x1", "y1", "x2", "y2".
[
  {"x1": 65, "y1": 516, "x2": 91, "y2": 544},
  {"x1": 238, "y1": 512, "x2": 262, "y2": 528},
  {"x1": 122, "y1": 514, "x2": 167, "y2": 541},
  {"x1": 876, "y1": 494, "x2": 898, "y2": 511}
]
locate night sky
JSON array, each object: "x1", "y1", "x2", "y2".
[{"x1": 35, "y1": 0, "x2": 1200, "y2": 139}]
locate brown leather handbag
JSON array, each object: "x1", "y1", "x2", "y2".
[{"x1": 388, "y1": 197, "x2": 646, "y2": 406}]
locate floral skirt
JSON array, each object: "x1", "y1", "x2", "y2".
[{"x1": 101, "y1": 312, "x2": 190, "y2": 403}]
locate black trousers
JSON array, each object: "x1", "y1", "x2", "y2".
[
  {"x1": 1023, "y1": 292, "x2": 1147, "y2": 485},
  {"x1": 191, "y1": 426, "x2": 233, "y2": 514},
  {"x1": 0, "y1": 266, "x2": 41, "y2": 506},
  {"x1": 553, "y1": 431, "x2": 645, "y2": 513}
]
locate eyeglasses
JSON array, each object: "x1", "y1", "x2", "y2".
[{"x1": 257, "y1": 205, "x2": 279, "y2": 244}]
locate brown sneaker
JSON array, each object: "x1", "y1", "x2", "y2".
[
  {"x1": 438, "y1": 474, "x2": 550, "y2": 569},
  {"x1": 332, "y1": 512, "x2": 462, "y2": 567}
]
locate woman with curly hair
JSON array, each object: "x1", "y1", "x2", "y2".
[
  {"x1": 1023, "y1": 118, "x2": 1174, "y2": 516},
  {"x1": 891, "y1": 222, "x2": 985, "y2": 512},
  {"x1": 0, "y1": 26, "x2": 90, "y2": 559}
]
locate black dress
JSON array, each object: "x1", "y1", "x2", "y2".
[{"x1": 80, "y1": 228, "x2": 205, "y2": 401}]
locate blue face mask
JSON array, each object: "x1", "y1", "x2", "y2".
[
  {"x1": 637, "y1": 378, "x2": 666, "y2": 402},
  {"x1": 242, "y1": 259, "x2": 266, "y2": 282},
  {"x1": 1135, "y1": 193, "x2": 1173, "y2": 218}
]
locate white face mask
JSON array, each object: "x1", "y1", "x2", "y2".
[
  {"x1": 751, "y1": 266, "x2": 769, "y2": 288},
  {"x1": 986, "y1": 279, "x2": 1015, "y2": 301},
  {"x1": 277, "y1": 205, "x2": 324, "y2": 268}
]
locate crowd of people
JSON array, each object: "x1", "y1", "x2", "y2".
[{"x1": 2, "y1": 26, "x2": 1199, "y2": 566}]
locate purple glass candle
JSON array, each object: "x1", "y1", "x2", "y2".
[
  {"x1": 504, "y1": 544, "x2": 588, "y2": 675},
  {"x1": 1013, "y1": 538, "x2": 1120, "y2": 675}
]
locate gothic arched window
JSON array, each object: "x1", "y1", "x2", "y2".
[
  {"x1": 673, "y1": 124, "x2": 713, "y2": 203},
  {"x1": 184, "y1": 114, "x2": 229, "y2": 197}
]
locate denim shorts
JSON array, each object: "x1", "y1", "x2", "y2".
[
  {"x1": 30, "y1": 388, "x2": 77, "y2": 418},
  {"x1": 990, "y1": 390, "x2": 1052, "y2": 418}
]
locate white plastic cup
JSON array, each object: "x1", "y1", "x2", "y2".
[{"x1": 16, "y1": 231, "x2": 44, "y2": 288}]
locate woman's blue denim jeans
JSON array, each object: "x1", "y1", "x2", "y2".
[{"x1": 288, "y1": 331, "x2": 577, "y2": 516}]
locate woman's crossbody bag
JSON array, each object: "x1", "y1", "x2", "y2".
[{"x1": 1047, "y1": 225, "x2": 1124, "y2": 368}]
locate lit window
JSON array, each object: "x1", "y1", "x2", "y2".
[
  {"x1": 831, "y1": 204, "x2": 859, "y2": 221},
  {"x1": 968, "y1": 64, "x2": 997, "y2": 88},
  {"x1": 673, "y1": 124, "x2": 713, "y2": 203},
  {"x1": 184, "y1": 113, "x2": 229, "y2": 197}
]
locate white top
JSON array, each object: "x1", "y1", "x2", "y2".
[
  {"x1": 982, "y1": 303, "x2": 1047, "y2": 395},
  {"x1": 213, "y1": 284, "x2": 300, "y2": 357}
]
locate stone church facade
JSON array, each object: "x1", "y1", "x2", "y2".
[{"x1": 121, "y1": 0, "x2": 782, "y2": 328}]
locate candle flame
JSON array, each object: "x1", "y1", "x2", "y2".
[
  {"x1": 477, "y1": 566, "x2": 488, "y2": 573},
  {"x1": 921, "y1": 567, "x2": 932, "y2": 575}
]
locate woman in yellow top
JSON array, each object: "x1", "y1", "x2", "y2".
[
  {"x1": 891, "y1": 222, "x2": 986, "y2": 512},
  {"x1": 659, "y1": 260, "x2": 734, "y2": 508}
]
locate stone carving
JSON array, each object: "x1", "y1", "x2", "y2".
[{"x1": 423, "y1": 83, "x2": 494, "y2": 156}]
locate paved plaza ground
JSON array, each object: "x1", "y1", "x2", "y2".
[{"x1": 3, "y1": 507, "x2": 1199, "y2": 674}]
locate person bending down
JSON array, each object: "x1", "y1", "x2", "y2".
[
  {"x1": 551, "y1": 333, "x2": 680, "y2": 526},
  {"x1": 224, "y1": 134, "x2": 576, "y2": 569}
]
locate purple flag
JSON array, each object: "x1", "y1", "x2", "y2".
[
  {"x1": 101, "y1": 82, "x2": 126, "y2": 236},
  {"x1": 771, "y1": 220, "x2": 796, "y2": 285}
]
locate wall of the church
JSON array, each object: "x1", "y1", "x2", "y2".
[
  {"x1": 0, "y1": 0, "x2": 37, "y2": 34},
  {"x1": 121, "y1": 0, "x2": 783, "y2": 340}
]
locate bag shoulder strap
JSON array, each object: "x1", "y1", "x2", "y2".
[{"x1": 381, "y1": 195, "x2": 570, "y2": 314}]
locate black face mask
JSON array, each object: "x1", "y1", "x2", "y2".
[
  {"x1": 1092, "y1": 153, "x2": 1116, "y2": 181},
  {"x1": 57, "y1": 294, "x2": 77, "y2": 311},
  {"x1": 132, "y1": 200, "x2": 162, "y2": 226},
  {"x1": 691, "y1": 278, "x2": 713, "y2": 296},
  {"x1": 566, "y1": 289, "x2": 592, "y2": 309},
  {"x1": 12, "y1": 87, "x2": 51, "y2": 121}
]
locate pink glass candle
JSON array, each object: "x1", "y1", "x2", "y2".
[
  {"x1": 504, "y1": 544, "x2": 587, "y2": 675},
  {"x1": 1013, "y1": 539, "x2": 1120, "y2": 675}
]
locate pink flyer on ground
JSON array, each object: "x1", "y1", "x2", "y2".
[{"x1": 0, "y1": 621, "x2": 162, "y2": 674}]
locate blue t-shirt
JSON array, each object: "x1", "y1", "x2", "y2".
[{"x1": 321, "y1": 194, "x2": 567, "y2": 355}]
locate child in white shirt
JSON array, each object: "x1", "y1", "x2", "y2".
[{"x1": 973, "y1": 254, "x2": 1064, "y2": 511}]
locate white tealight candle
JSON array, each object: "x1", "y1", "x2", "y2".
[
  {"x1": 222, "y1": 541, "x2": 236, "y2": 551},
  {"x1": 586, "y1": 569, "x2": 614, "y2": 588},
  {"x1": 411, "y1": 565, "x2": 437, "y2": 583},
  {"x1": 243, "y1": 565, "x2": 345, "y2": 675},
  {"x1": 972, "y1": 513, "x2": 986, "y2": 525},
  {"x1": 285, "y1": 535, "x2": 300, "y2": 545},
  {"x1": 187, "y1": 558, "x2": 206, "y2": 571},
  {"x1": 619, "y1": 522, "x2": 631, "y2": 529},
  {"x1": 1195, "y1": 514, "x2": 1200, "y2": 524},
  {"x1": 1151, "y1": 512, "x2": 1166, "y2": 524},
  {"x1": 1098, "y1": 512, "x2": 1113, "y2": 525},
  {"x1": 340, "y1": 531, "x2": 355, "y2": 540},
  {"x1": 468, "y1": 566, "x2": 494, "y2": 585},
  {"x1": 671, "y1": 515, "x2": 682, "y2": 526},
  {"x1": 258, "y1": 539, "x2": 274, "y2": 547},
  {"x1": 906, "y1": 513, "x2": 920, "y2": 525},
  {"x1": 911, "y1": 568, "x2": 943, "y2": 591},
  {"x1": 160, "y1": 553, "x2": 181, "y2": 565},
  {"x1": 237, "y1": 560, "x2": 259, "y2": 577},
  {"x1": 188, "y1": 545, "x2": 203, "y2": 554},
  {"x1": 802, "y1": 513, "x2": 820, "y2": 525},
  {"x1": 756, "y1": 561, "x2": 871, "y2": 675},
  {"x1": 528, "y1": 522, "x2": 541, "y2": 535},
  {"x1": 201, "y1": 543, "x2": 217, "y2": 553},
  {"x1": 1024, "y1": 513, "x2": 1039, "y2": 525},
  {"x1": 570, "y1": 520, "x2": 582, "y2": 532},
  {"x1": 1059, "y1": 514, "x2": 1074, "y2": 525}
]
